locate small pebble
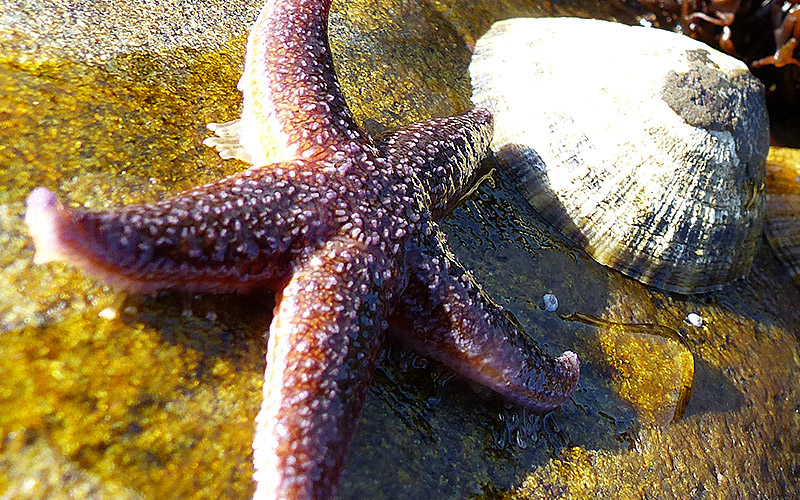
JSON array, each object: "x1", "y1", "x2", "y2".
[
  {"x1": 543, "y1": 293, "x2": 558, "y2": 312},
  {"x1": 686, "y1": 312, "x2": 704, "y2": 327},
  {"x1": 98, "y1": 307, "x2": 118, "y2": 320}
]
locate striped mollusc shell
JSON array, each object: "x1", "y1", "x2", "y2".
[{"x1": 469, "y1": 17, "x2": 770, "y2": 294}]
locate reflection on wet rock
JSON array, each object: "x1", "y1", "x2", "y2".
[
  {"x1": 470, "y1": 18, "x2": 769, "y2": 294},
  {"x1": 566, "y1": 312, "x2": 694, "y2": 425},
  {"x1": 764, "y1": 146, "x2": 800, "y2": 287}
]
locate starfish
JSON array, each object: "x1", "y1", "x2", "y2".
[{"x1": 24, "y1": 0, "x2": 580, "y2": 498}]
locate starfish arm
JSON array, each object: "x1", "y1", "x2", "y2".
[
  {"x1": 389, "y1": 231, "x2": 580, "y2": 412},
  {"x1": 254, "y1": 238, "x2": 388, "y2": 500},
  {"x1": 230, "y1": 0, "x2": 370, "y2": 166},
  {"x1": 376, "y1": 107, "x2": 494, "y2": 219},
  {"x1": 24, "y1": 163, "x2": 335, "y2": 294}
]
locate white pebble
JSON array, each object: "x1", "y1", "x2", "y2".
[
  {"x1": 98, "y1": 307, "x2": 118, "y2": 320},
  {"x1": 543, "y1": 293, "x2": 558, "y2": 312},
  {"x1": 686, "y1": 312, "x2": 704, "y2": 327}
]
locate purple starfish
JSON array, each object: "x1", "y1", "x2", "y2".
[{"x1": 24, "y1": 0, "x2": 580, "y2": 498}]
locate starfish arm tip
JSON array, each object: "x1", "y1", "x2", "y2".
[
  {"x1": 23, "y1": 188, "x2": 150, "y2": 291},
  {"x1": 527, "y1": 350, "x2": 581, "y2": 407},
  {"x1": 557, "y1": 350, "x2": 580, "y2": 374},
  {"x1": 556, "y1": 349, "x2": 581, "y2": 394},
  {"x1": 25, "y1": 187, "x2": 71, "y2": 265},
  {"x1": 509, "y1": 348, "x2": 581, "y2": 411}
]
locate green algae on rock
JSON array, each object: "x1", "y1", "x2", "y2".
[
  {"x1": 1, "y1": 0, "x2": 799, "y2": 499},
  {"x1": 0, "y1": 28, "x2": 247, "y2": 332},
  {"x1": 0, "y1": 296, "x2": 268, "y2": 499}
]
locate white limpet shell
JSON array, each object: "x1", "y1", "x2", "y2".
[{"x1": 470, "y1": 18, "x2": 769, "y2": 294}]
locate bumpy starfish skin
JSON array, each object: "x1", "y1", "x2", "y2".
[{"x1": 24, "y1": 0, "x2": 580, "y2": 498}]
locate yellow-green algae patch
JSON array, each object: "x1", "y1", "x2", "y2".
[
  {"x1": 764, "y1": 145, "x2": 800, "y2": 287},
  {"x1": 0, "y1": 29, "x2": 247, "y2": 206},
  {"x1": 768, "y1": 145, "x2": 800, "y2": 167},
  {"x1": 330, "y1": 0, "x2": 474, "y2": 133},
  {"x1": 0, "y1": 295, "x2": 269, "y2": 499},
  {"x1": 567, "y1": 314, "x2": 694, "y2": 425},
  {"x1": 0, "y1": 30, "x2": 247, "y2": 331}
]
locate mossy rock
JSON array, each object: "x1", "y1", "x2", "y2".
[{"x1": 0, "y1": 0, "x2": 797, "y2": 499}]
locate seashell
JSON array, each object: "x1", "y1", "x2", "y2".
[
  {"x1": 764, "y1": 147, "x2": 800, "y2": 286},
  {"x1": 469, "y1": 18, "x2": 769, "y2": 294}
]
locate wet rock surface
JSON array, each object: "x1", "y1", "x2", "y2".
[
  {"x1": 764, "y1": 146, "x2": 800, "y2": 286},
  {"x1": 469, "y1": 18, "x2": 770, "y2": 294},
  {"x1": 0, "y1": 1, "x2": 798, "y2": 499}
]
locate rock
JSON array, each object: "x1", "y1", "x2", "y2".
[
  {"x1": 0, "y1": 2, "x2": 798, "y2": 499},
  {"x1": 764, "y1": 146, "x2": 800, "y2": 287},
  {"x1": 469, "y1": 17, "x2": 770, "y2": 294},
  {"x1": 566, "y1": 312, "x2": 694, "y2": 425}
]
